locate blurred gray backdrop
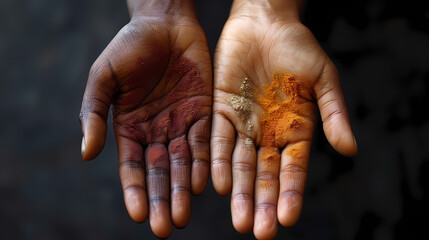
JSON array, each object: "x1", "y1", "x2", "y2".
[{"x1": 1, "y1": 0, "x2": 429, "y2": 239}]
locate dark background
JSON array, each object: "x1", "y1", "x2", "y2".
[{"x1": 1, "y1": 0, "x2": 429, "y2": 239}]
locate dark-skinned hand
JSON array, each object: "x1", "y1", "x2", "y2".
[{"x1": 79, "y1": 1, "x2": 211, "y2": 238}]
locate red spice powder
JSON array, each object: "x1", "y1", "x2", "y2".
[
  {"x1": 146, "y1": 144, "x2": 168, "y2": 166},
  {"x1": 152, "y1": 50, "x2": 205, "y2": 141},
  {"x1": 150, "y1": 112, "x2": 171, "y2": 143},
  {"x1": 169, "y1": 99, "x2": 200, "y2": 139},
  {"x1": 146, "y1": 50, "x2": 207, "y2": 105},
  {"x1": 168, "y1": 136, "x2": 191, "y2": 161},
  {"x1": 126, "y1": 49, "x2": 207, "y2": 144}
]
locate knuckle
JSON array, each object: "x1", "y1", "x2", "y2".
[
  {"x1": 123, "y1": 185, "x2": 146, "y2": 192},
  {"x1": 232, "y1": 161, "x2": 255, "y2": 173},
  {"x1": 170, "y1": 158, "x2": 191, "y2": 167},
  {"x1": 254, "y1": 202, "x2": 276, "y2": 210},
  {"x1": 120, "y1": 159, "x2": 144, "y2": 170},
  {"x1": 232, "y1": 192, "x2": 253, "y2": 201},
  {"x1": 171, "y1": 186, "x2": 190, "y2": 194},
  {"x1": 212, "y1": 158, "x2": 230, "y2": 166},
  {"x1": 192, "y1": 158, "x2": 210, "y2": 165},
  {"x1": 147, "y1": 167, "x2": 169, "y2": 177},
  {"x1": 280, "y1": 163, "x2": 308, "y2": 175},
  {"x1": 256, "y1": 171, "x2": 277, "y2": 181},
  {"x1": 211, "y1": 135, "x2": 235, "y2": 146},
  {"x1": 279, "y1": 190, "x2": 303, "y2": 198},
  {"x1": 189, "y1": 133, "x2": 210, "y2": 145}
]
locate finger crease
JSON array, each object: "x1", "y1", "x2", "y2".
[
  {"x1": 256, "y1": 172, "x2": 278, "y2": 181},
  {"x1": 322, "y1": 108, "x2": 342, "y2": 124},
  {"x1": 147, "y1": 167, "x2": 169, "y2": 177},
  {"x1": 212, "y1": 158, "x2": 231, "y2": 166},
  {"x1": 255, "y1": 202, "x2": 277, "y2": 210},
  {"x1": 280, "y1": 190, "x2": 303, "y2": 198},
  {"x1": 233, "y1": 161, "x2": 256, "y2": 172},
  {"x1": 280, "y1": 164, "x2": 308, "y2": 175},
  {"x1": 171, "y1": 186, "x2": 190, "y2": 193},
  {"x1": 120, "y1": 160, "x2": 144, "y2": 169},
  {"x1": 232, "y1": 192, "x2": 253, "y2": 201},
  {"x1": 124, "y1": 185, "x2": 146, "y2": 192},
  {"x1": 193, "y1": 158, "x2": 209, "y2": 165},
  {"x1": 171, "y1": 158, "x2": 191, "y2": 166},
  {"x1": 149, "y1": 197, "x2": 169, "y2": 203}
]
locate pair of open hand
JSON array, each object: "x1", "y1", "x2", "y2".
[{"x1": 80, "y1": 1, "x2": 357, "y2": 239}]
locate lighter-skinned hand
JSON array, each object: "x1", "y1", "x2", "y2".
[{"x1": 211, "y1": 0, "x2": 357, "y2": 239}]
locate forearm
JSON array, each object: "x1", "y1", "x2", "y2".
[
  {"x1": 127, "y1": 0, "x2": 197, "y2": 19},
  {"x1": 230, "y1": 0, "x2": 306, "y2": 20}
]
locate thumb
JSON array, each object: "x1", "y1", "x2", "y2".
[
  {"x1": 314, "y1": 61, "x2": 357, "y2": 156},
  {"x1": 79, "y1": 55, "x2": 117, "y2": 160}
]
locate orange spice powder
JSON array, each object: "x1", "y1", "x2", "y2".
[
  {"x1": 257, "y1": 72, "x2": 309, "y2": 148},
  {"x1": 259, "y1": 181, "x2": 276, "y2": 192},
  {"x1": 286, "y1": 146, "x2": 305, "y2": 161},
  {"x1": 260, "y1": 147, "x2": 280, "y2": 166}
]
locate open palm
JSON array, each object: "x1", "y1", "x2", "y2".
[
  {"x1": 212, "y1": 6, "x2": 357, "y2": 239},
  {"x1": 80, "y1": 16, "x2": 212, "y2": 238}
]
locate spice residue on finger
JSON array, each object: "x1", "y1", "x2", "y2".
[
  {"x1": 261, "y1": 147, "x2": 280, "y2": 166},
  {"x1": 227, "y1": 77, "x2": 255, "y2": 148},
  {"x1": 257, "y1": 72, "x2": 310, "y2": 148},
  {"x1": 286, "y1": 145, "x2": 305, "y2": 162}
]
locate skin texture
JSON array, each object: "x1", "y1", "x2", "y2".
[
  {"x1": 211, "y1": 0, "x2": 357, "y2": 239},
  {"x1": 79, "y1": 2, "x2": 212, "y2": 238}
]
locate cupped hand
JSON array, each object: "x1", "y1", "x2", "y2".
[
  {"x1": 79, "y1": 5, "x2": 212, "y2": 238},
  {"x1": 211, "y1": 1, "x2": 357, "y2": 239}
]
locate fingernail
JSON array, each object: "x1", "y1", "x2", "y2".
[
  {"x1": 353, "y1": 136, "x2": 357, "y2": 148},
  {"x1": 81, "y1": 136, "x2": 86, "y2": 156}
]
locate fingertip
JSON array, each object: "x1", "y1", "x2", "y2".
[
  {"x1": 324, "y1": 119, "x2": 357, "y2": 157},
  {"x1": 81, "y1": 113, "x2": 107, "y2": 161},
  {"x1": 211, "y1": 170, "x2": 231, "y2": 196},
  {"x1": 124, "y1": 188, "x2": 148, "y2": 223},
  {"x1": 151, "y1": 222, "x2": 173, "y2": 239},
  {"x1": 81, "y1": 136, "x2": 86, "y2": 157},
  {"x1": 231, "y1": 199, "x2": 253, "y2": 233},
  {"x1": 348, "y1": 135, "x2": 358, "y2": 155},
  {"x1": 171, "y1": 195, "x2": 191, "y2": 228},
  {"x1": 323, "y1": 108, "x2": 357, "y2": 156},
  {"x1": 340, "y1": 135, "x2": 357, "y2": 156},
  {"x1": 82, "y1": 131, "x2": 106, "y2": 160},
  {"x1": 253, "y1": 208, "x2": 278, "y2": 240},
  {"x1": 277, "y1": 191, "x2": 303, "y2": 227},
  {"x1": 191, "y1": 167, "x2": 209, "y2": 195},
  {"x1": 149, "y1": 203, "x2": 173, "y2": 239}
]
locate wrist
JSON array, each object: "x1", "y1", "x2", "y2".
[
  {"x1": 230, "y1": 0, "x2": 304, "y2": 21},
  {"x1": 127, "y1": 0, "x2": 197, "y2": 20}
]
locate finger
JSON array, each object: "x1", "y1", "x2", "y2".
[
  {"x1": 188, "y1": 116, "x2": 211, "y2": 195},
  {"x1": 315, "y1": 62, "x2": 357, "y2": 156},
  {"x1": 231, "y1": 135, "x2": 256, "y2": 233},
  {"x1": 277, "y1": 141, "x2": 310, "y2": 227},
  {"x1": 115, "y1": 133, "x2": 147, "y2": 223},
  {"x1": 145, "y1": 144, "x2": 172, "y2": 238},
  {"x1": 168, "y1": 135, "x2": 191, "y2": 228},
  {"x1": 80, "y1": 56, "x2": 117, "y2": 160},
  {"x1": 254, "y1": 147, "x2": 280, "y2": 240},
  {"x1": 210, "y1": 113, "x2": 235, "y2": 196}
]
